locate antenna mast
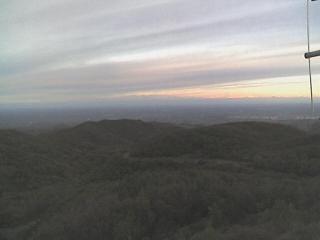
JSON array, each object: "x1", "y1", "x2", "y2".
[{"x1": 305, "y1": 0, "x2": 319, "y2": 116}]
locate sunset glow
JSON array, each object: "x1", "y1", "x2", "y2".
[
  {"x1": 125, "y1": 75, "x2": 320, "y2": 99},
  {"x1": 1, "y1": 0, "x2": 320, "y2": 106}
]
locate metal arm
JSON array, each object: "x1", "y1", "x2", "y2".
[{"x1": 305, "y1": 50, "x2": 320, "y2": 59}]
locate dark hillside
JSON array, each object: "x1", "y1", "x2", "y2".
[
  {"x1": 44, "y1": 119, "x2": 180, "y2": 151},
  {"x1": 134, "y1": 122, "x2": 305, "y2": 159},
  {"x1": 1, "y1": 120, "x2": 320, "y2": 240}
]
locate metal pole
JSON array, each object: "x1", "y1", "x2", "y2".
[{"x1": 307, "y1": 0, "x2": 315, "y2": 116}]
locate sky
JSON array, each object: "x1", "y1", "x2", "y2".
[{"x1": 1, "y1": 0, "x2": 320, "y2": 107}]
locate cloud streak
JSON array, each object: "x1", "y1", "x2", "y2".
[{"x1": 1, "y1": 0, "x2": 320, "y2": 105}]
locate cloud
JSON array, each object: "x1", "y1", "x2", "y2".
[{"x1": 1, "y1": 0, "x2": 320, "y2": 105}]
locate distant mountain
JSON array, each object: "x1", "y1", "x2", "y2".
[{"x1": 1, "y1": 120, "x2": 320, "y2": 240}]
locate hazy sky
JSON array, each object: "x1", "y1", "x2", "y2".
[{"x1": 1, "y1": 0, "x2": 320, "y2": 106}]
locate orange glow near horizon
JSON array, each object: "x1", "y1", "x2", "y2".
[{"x1": 124, "y1": 75, "x2": 320, "y2": 100}]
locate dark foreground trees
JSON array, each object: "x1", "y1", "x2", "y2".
[{"x1": 1, "y1": 120, "x2": 320, "y2": 239}]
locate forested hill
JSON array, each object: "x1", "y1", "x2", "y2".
[{"x1": 1, "y1": 120, "x2": 320, "y2": 240}]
